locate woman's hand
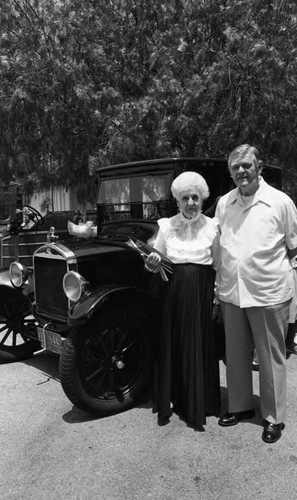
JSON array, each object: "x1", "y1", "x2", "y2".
[{"x1": 145, "y1": 252, "x2": 161, "y2": 273}]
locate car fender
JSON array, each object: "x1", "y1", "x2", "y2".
[
  {"x1": 0, "y1": 269, "x2": 32, "y2": 307},
  {"x1": 0, "y1": 268, "x2": 13, "y2": 288},
  {"x1": 0, "y1": 267, "x2": 34, "y2": 298},
  {"x1": 68, "y1": 285, "x2": 152, "y2": 326}
]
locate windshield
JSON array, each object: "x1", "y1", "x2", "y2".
[
  {"x1": 97, "y1": 173, "x2": 174, "y2": 221},
  {"x1": 0, "y1": 184, "x2": 17, "y2": 224}
]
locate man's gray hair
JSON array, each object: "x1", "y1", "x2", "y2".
[{"x1": 228, "y1": 144, "x2": 260, "y2": 167}]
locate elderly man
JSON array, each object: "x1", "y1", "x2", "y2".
[{"x1": 215, "y1": 144, "x2": 297, "y2": 443}]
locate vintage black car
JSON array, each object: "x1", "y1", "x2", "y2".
[{"x1": 1, "y1": 158, "x2": 282, "y2": 416}]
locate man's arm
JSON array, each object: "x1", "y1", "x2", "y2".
[{"x1": 283, "y1": 195, "x2": 297, "y2": 258}]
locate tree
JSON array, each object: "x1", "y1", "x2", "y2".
[{"x1": 1, "y1": 0, "x2": 297, "y2": 201}]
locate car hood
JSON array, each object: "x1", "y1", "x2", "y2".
[{"x1": 52, "y1": 220, "x2": 158, "y2": 261}]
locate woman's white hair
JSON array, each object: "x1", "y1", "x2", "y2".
[{"x1": 171, "y1": 171, "x2": 210, "y2": 201}]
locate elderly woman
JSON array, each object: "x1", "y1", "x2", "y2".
[{"x1": 146, "y1": 171, "x2": 220, "y2": 428}]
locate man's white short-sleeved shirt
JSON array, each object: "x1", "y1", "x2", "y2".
[{"x1": 215, "y1": 178, "x2": 297, "y2": 307}]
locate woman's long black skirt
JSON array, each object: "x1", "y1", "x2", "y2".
[{"x1": 157, "y1": 263, "x2": 220, "y2": 427}]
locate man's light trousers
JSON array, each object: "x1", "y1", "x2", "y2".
[{"x1": 220, "y1": 300, "x2": 290, "y2": 424}]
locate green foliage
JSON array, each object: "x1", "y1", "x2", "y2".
[{"x1": 1, "y1": 0, "x2": 297, "y2": 201}]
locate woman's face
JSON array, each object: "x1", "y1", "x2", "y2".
[{"x1": 178, "y1": 188, "x2": 202, "y2": 219}]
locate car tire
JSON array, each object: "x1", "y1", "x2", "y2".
[
  {"x1": 0, "y1": 286, "x2": 40, "y2": 363},
  {"x1": 59, "y1": 304, "x2": 153, "y2": 416}
]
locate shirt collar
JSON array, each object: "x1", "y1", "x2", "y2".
[{"x1": 226, "y1": 177, "x2": 273, "y2": 208}]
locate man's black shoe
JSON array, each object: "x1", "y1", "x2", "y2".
[
  {"x1": 157, "y1": 415, "x2": 170, "y2": 426},
  {"x1": 218, "y1": 409, "x2": 255, "y2": 427},
  {"x1": 262, "y1": 422, "x2": 285, "y2": 443}
]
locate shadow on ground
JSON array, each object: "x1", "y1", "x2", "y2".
[{"x1": 23, "y1": 350, "x2": 60, "y2": 381}]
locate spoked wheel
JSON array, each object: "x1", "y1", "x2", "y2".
[
  {"x1": 59, "y1": 305, "x2": 153, "y2": 416},
  {"x1": 0, "y1": 286, "x2": 40, "y2": 363}
]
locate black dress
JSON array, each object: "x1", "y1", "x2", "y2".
[{"x1": 157, "y1": 263, "x2": 220, "y2": 427}]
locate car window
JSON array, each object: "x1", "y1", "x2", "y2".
[{"x1": 97, "y1": 173, "x2": 173, "y2": 221}]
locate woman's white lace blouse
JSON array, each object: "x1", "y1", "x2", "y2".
[{"x1": 153, "y1": 213, "x2": 219, "y2": 267}]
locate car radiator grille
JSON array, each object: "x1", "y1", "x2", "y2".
[{"x1": 34, "y1": 252, "x2": 69, "y2": 322}]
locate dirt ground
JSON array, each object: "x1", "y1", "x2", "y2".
[{"x1": 1, "y1": 351, "x2": 297, "y2": 500}]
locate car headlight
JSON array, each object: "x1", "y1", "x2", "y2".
[
  {"x1": 63, "y1": 271, "x2": 89, "y2": 302},
  {"x1": 10, "y1": 262, "x2": 29, "y2": 288}
]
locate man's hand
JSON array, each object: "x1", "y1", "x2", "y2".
[
  {"x1": 288, "y1": 247, "x2": 297, "y2": 260},
  {"x1": 213, "y1": 303, "x2": 223, "y2": 323}
]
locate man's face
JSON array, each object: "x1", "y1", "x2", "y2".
[
  {"x1": 178, "y1": 188, "x2": 202, "y2": 219},
  {"x1": 228, "y1": 149, "x2": 262, "y2": 196}
]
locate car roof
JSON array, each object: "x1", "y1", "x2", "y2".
[
  {"x1": 96, "y1": 157, "x2": 281, "y2": 176},
  {"x1": 97, "y1": 157, "x2": 224, "y2": 172}
]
